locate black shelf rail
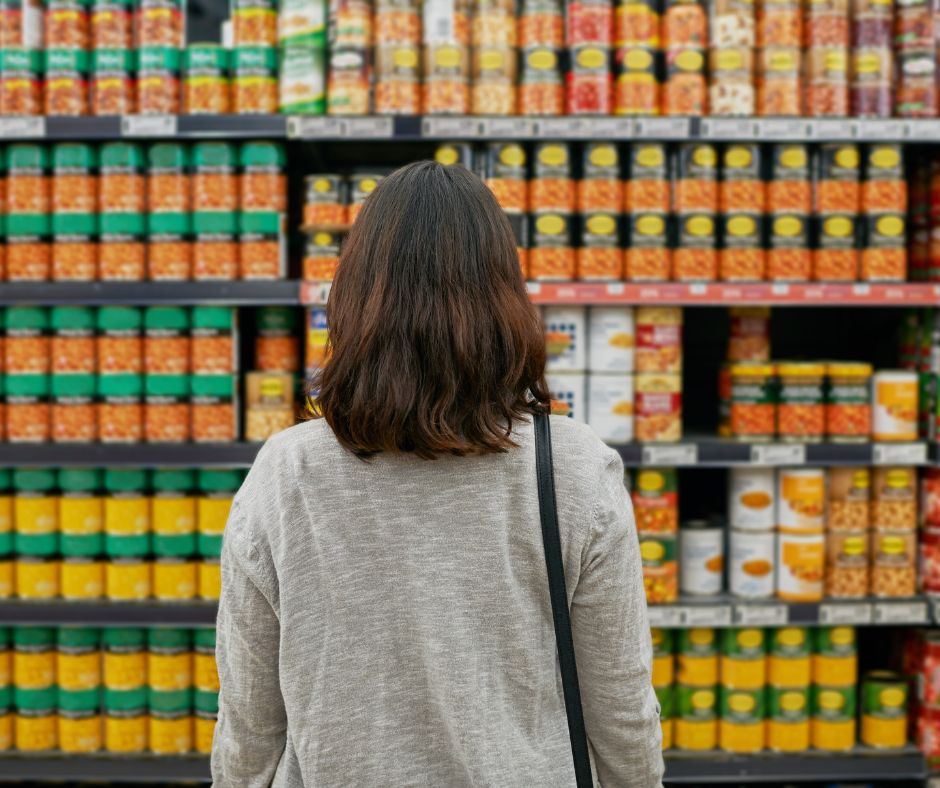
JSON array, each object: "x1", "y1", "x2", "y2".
[
  {"x1": 0, "y1": 443, "x2": 262, "y2": 468},
  {"x1": 0, "y1": 281, "x2": 301, "y2": 306},
  {"x1": 0, "y1": 754, "x2": 212, "y2": 783},
  {"x1": 0, "y1": 600, "x2": 217, "y2": 627}
]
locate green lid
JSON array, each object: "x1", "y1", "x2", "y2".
[
  {"x1": 194, "y1": 688, "x2": 219, "y2": 714},
  {"x1": 96, "y1": 306, "x2": 141, "y2": 332},
  {"x1": 0, "y1": 469, "x2": 10, "y2": 491},
  {"x1": 51, "y1": 373, "x2": 96, "y2": 398},
  {"x1": 150, "y1": 687, "x2": 192, "y2": 713},
  {"x1": 193, "y1": 627, "x2": 216, "y2": 650},
  {"x1": 102, "y1": 627, "x2": 145, "y2": 649},
  {"x1": 101, "y1": 213, "x2": 145, "y2": 235},
  {"x1": 240, "y1": 141, "x2": 285, "y2": 170},
  {"x1": 7, "y1": 144, "x2": 48, "y2": 172},
  {"x1": 148, "y1": 628, "x2": 191, "y2": 650},
  {"x1": 191, "y1": 374, "x2": 233, "y2": 399},
  {"x1": 52, "y1": 143, "x2": 96, "y2": 172},
  {"x1": 58, "y1": 688, "x2": 101, "y2": 712},
  {"x1": 192, "y1": 142, "x2": 237, "y2": 171},
  {"x1": 152, "y1": 469, "x2": 194, "y2": 492},
  {"x1": 13, "y1": 626, "x2": 56, "y2": 647},
  {"x1": 13, "y1": 468, "x2": 56, "y2": 492},
  {"x1": 15, "y1": 686, "x2": 57, "y2": 710},
  {"x1": 145, "y1": 374, "x2": 189, "y2": 398},
  {"x1": 233, "y1": 46, "x2": 278, "y2": 74},
  {"x1": 103, "y1": 468, "x2": 147, "y2": 493},
  {"x1": 198, "y1": 468, "x2": 242, "y2": 492},
  {"x1": 257, "y1": 306, "x2": 296, "y2": 333},
  {"x1": 104, "y1": 686, "x2": 146, "y2": 711},
  {"x1": 57, "y1": 627, "x2": 101, "y2": 648},
  {"x1": 58, "y1": 469, "x2": 101, "y2": 493},
  {"x1": 6, "y1": 374, "x2": 49, "y2": 397},
  {"x1": 100, "y1": 142, "x2": 143, "y2": 171},
  {"x1": 144, "y1": 306, "x2": 189, "y2": 332},
  {"x1": 139, "y1": 45, "x2": 181, "y2": 72},
  {"x1": 191, "y1": 306, "x2": 233, "y2": 331},
  {"x1": 97, "y1": 373, "x2": 142, "y2": 398},
  {"x1": 239, "y1": 212, "x2": 281, "y2": 235},
  {"x1": 50, "y1": 306, "x2": 94, "y2": 332},
  {"x1": 0, "y1": 48, "x2": 41, "y2": 74},
  {"x1": 44, "y1": 48, "x2": 89, "y2": 73},
  {"x1": 91, "y1": 48, "x2": 135, "y2": 72},
  {"x1": 184, "y1": 43, "x2": 228, "y2": 71},
  {"x1": 147, "y1": 142, "x2": 188, "y2": 171},
  {"x1": 5, "y1": 306, "x2": 48, "y2": 332}
]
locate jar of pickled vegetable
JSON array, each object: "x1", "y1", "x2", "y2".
[
  {"x1": 826, "y1": 362, "x2": 872, "y2": 443},
  {"x1": 730, "y1": 363, "x2": 777, "y2": 441},
  {"x1": 778, "y1": 362, "x2": 826, "y2": 443}
]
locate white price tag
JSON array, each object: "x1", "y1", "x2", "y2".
[
  {"x1": 0, "y1": 116, "x2": 46, "y2": 138},
  {"x1": 930, "y1": 596, "x2": 940, "y2": 624},
  {"x1": 647, "y1": 606, "x2": 683, "y2": 628},
  {"x1": 421, "y1": 117, "x2": 481, "y2": 138},
  {"x1": 480, "y1": 118, "x2": 535, "y2": 138},
  {"x1": 734, "y1": 604, "x2": 788, "y2": 626},
  {"x1": 872, "y1": 443, "x2": 928, "y2": 465},
  {"x1": 586, "y1": 118, "x2": 631, "y2": 138},
  {"x1": 535, "y1": 118, "x2": 586, "y2": 138},
  {"x1": 813, "y1": 120, "x2": 854, "y2": 140},
  {"x1": 819, "y1": 602, "x2": 873, "y2": 625},
  {"x1": 700, "y1": 118, "x2": 757, "y2": 139},
  {"x1": 641, "y1": 444, "x2": 698, "y2": 466},
  {"x1": 634, "y1": 118, "x2": 690, "y2": 139},
  {"x1": 689, "y1": 283, "x2": 708, "y2": 296},
  {"x1": 857, "y1": 119, "x2": 907, "y2": 140},
  {"x1": 872, "y1": 600, "x2": 928, "y2": 624},
  {"x1": 758, "y1": 119, "x2": 813, "y2": 139},
  {"x1": 907, "y1": 120, "x2": 940, "y2": 140},
  {"x1": 121, "y1": 114, "x2": 176, "y2": 137},
  {"x1": 287, "y1": 116, "x2": 346, "y2": 139},
  {"x1": 770, "y1": 283, "x2": 790, "y2": 296},
  {"x1": 345, "y1": 117, "x2": 395, "y2": 138},
  {"x1": 606, "y1": 282, "x2": 625, "y2": 296},
  {"x1": 681, "y1": 605, "x2": 732, "y2": 627},
  {"x1": 750, "y1": 443, "x2": 806, "y2": 465},
  {"x1": 526, "y1": 282, "x2": 542, "y2": 296}
]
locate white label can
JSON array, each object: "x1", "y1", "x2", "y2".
[
  {"x1": 871, "y1": 370, "x2": 918, "y2": 442},
  {"x1": 777, "y1": 468, "x2": 826, "y2": 530},
  {"x1": 544, "y1": 306, "x2": 587, "y2": 372},
  {"x1": 728, "y1": 468, "x2": 775, "y2": 531},
  {"x1": 547, "y1": 372, "x2": 587, "y2": 422},
  {"x1": 679, "y1": 522, "x2": 724, "y2": 597},
  {"x1": 776, "y1": 527, "x2": 825, "y2": 601},
  {"x1": 588, "y1": 306, "x2": 635, "y2": 373},
  {"x1": 729, "y1": 528, "x2": 775, "y2": 599},
  {"x1": 587, "y1": 373, "x2": 634, "y2": 444}
]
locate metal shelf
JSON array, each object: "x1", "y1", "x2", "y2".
[
  {"x1": 0, "y1": 114, "x2": 288, "y2": 141},
  {"x1": 0, "y1": 600, "x2": 217, "y2": 627},
  {"x1": 0, "y1": 754, "x2": 212, "y2": 783},
  {"x1": 0, "y1": 281, "x2": 301, "y2": 306},
  {"x1": 0, "y1": 443, "x2": 261, "y2": 468}
]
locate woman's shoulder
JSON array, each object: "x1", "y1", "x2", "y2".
[{"x1": 547, "y1": 415, "x2": 621, "y2": 470}]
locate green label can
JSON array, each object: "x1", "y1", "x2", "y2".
[
  {"x1": 768, "y1": 627, "x2": 810, "y2": 658},
  {"x1": 720, "y1": 628, "x2": 765, "y2": 659},
  {"x1": 768, "y1": 686, "x2": 810, "y2": 722},
  {"x1": 677, "y1": 628, "x2": 718, "y2": 657},
  {"x1": 676, "y1": 684, "x2": 718, "y2": 720},
  {"x1": 720, "y1": 687, "x2": 766, "y2": 724}
]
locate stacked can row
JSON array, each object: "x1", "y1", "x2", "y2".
[
  {"x1": 0, "y1": 305, "x2": 240, "y2": 444},
  {"x1": 897, "y1": 309, "x2": 940, "y2": 441},
  {"x1": 429, "y1": 141, "x2": 907, "y2": 283},
  {"x1": 0, "y1": 626, "x2": 218, "y2": 755},
  {"x1": 544, "y1": 305, "x2": 681, "y2": 443},
  {"x1": 653, "y1": 626, "x2": 909, "y2": 753},
  {"x1": 0, "y1": 141, "x2": 286, "y2": 283},
  {"x1": 0, "y1": 466, "x2": 241, "y2": 601},
  {"x1": 909, "y1": 630, "x2": 940, "y2": 766}
]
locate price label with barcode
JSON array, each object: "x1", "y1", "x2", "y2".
[
  {"x1": 734, "y1": 604, "x2": 788, "y2": 626},
  {"x1": 681, "y1": 605, "x2": 732, "y2": 627},
  {"x1": 121, "y1": 114, "x2": 176, "y2": 137},
  {"x1": 585, "y1": 118, "x2": 630, "y2": 138},
  {"x1": 819, "y1": 603, "x2": 872, "y2": 625},
  {"x1": 345, "y1": 118, "x2": 394, "y2": 138},
  {"x1": 872, "y1": 443, "x2": 928, "y2": 465},
  {"x1": 634, "y1": 118, "x2": 690, "y2": 139},
  {"x1": 857, "y1": 119, "x2": 907, "y2": 140},
  {"x1": 758, "y1": 119, "x2": 813, "y2": 139},
  {"x1": 813, "y1": 120, "x2": 854, "y2": 140},
  {"x1": 287, "y1": 117, "x2": 346, "y2": 139},
  {"x1": 641, "y1": 444, "x2": 698, "y2": 466},
  {"x1": 700, "y1": 118, "x2": 757, "y2": 139},
  {"x1": 0, "y1": 116, "x2": 46, "y2": 138},
  {"x1": 750, "y1": 444, "x2": 806, "y2": 466},
  {"x1": 872, "y1": 600, "x2": 928, "y2": 624},
  {"x1": 647, "y1": 606, "x2": 683, "y2": 628},
  {"x1": 421, "y1": 117, "x2": 481, "y2": 138},
  {"x1": 480, "y1": 118, "x2": 535, "y2": 138}
]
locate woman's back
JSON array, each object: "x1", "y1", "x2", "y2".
[{"x1": 213, "y1": 415, "x2": 662, "y2": 787}]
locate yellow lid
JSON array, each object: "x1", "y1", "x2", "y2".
[
  {"x1": 777, "y1": 362, "x2": 826, "y2": 377},
  {"x1": 730, "y1": 363, "x2": 775, "y2": 377},
  {"x1": 826, "y1": 362, "x2": 873, "y2": 377}
]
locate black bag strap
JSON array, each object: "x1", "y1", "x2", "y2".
[{"x1": 533, "y1": 411, "x2": 594, "y2": 788}]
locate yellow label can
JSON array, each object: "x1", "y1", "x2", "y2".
[
  {"x1": 861, "y1": 671, "x2": 908, "y2": 748},
  {"x1": 661, "y1": 718, "x2": 673, "y2": 750},
  {"x1": 719, "y1": 688, "x2": 766, "y2": 753},
  {"x1": 0, "y1": 711, "x2": 11, "y2": 751},
  {"x1": 105, "y1": 712, "x2": 147, "y2": 753},
  {"x1": 58, "y1": 712, "x2": 102, "y2": 753},
  {"x1": 104, "y1": 497, "x2": 150, "y2": 536},
  {"x1": 13, "y1": 651, "x2": 55, "y2": 689},
  {"x1": 103, "y1": 652, "x2": 146, "y2": 691},
  {"x1": 14, "y1": 712, "x2": 57, "y2": 751},
  {"x1": 0, "y1": 495, "x2": 11, "y2": 534},
  {"x1": 106, "y1": 560, "x2": 151, "y2": 601},
  {"x1": 199, "y1": 559, "x2": 221, "y2": 600},
  {"x1": 198, "y1": 497, "x2": 232, "y2": 535},
  {"x1": 14, "y1": 497, "x2": 57, "y2": 534},
  {"x1": 57, "y1": 653, "x2": 101, "y2": 692},
  {"x1": 153, "y1": 559, "x2": 197, "y2": 601},
  {"x1": 812, "y1": 686, "x2": 856, "y2": 751},
  {"x1": 813, "y1": 627, "x2": 857, "y2": 687},
  {"x1": 652, "y1": 654, "x2": 674, "y2": 687},
  {"x1": 15, "y1": 559, "x2": 59, "y2": 599},
  {"x1": 150, "y1": 712, "x2": 193, "y2": 754},
  {"x1": 674, "y1": 685, "x2": 718, "y2": 750},
  {"x1": 678, "y1": 654, "x2": 718, "y2": 686},
  {"x1": 767, "y1": 686, "x2": 811, "y2": 752},
  {"x1": 195, "y1": 712, "x2": 217, "y2": 754},
  {"x1": 59, "y1": 497, "x2": 103, "y2": 535},
  {"x1": 148, "y1": 652, "x2": 192, "y2": 692},
  {"x1": 61, "y1": 560, "x2": 104, "y2": 600},
  {"x1": 768, "y1": 655, "x2": 811, "y2": 686},
  {"x1": 0, "y1": 650, "x2": 9, "y2": 686},
  {"x1": 153, "y1": 497, "x2": 196, "y2": 535},
  {"x1": 194, "y1": 653, "x2": 219, "y2": 692},
  {"x1": 0, "y1": 560, "x2": 13, "y2": 598}
]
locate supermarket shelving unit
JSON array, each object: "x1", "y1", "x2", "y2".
[{"x1": 0, "y1": 281, "x2": 301, "y2": 306}]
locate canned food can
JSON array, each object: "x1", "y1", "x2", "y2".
[
  {"x1": 871, "y1": 370, "x2": 918, "y2": 441},
  {"x1": 587, "y1": 307, "x2": 634, "y2": 373},
  {"x1": 651, "y1": 629, "x2": 675, "y2": 687},
  {"x1": 632, "y1": 469, "x2": 678, "y2": 534},
  {"x1": 729, "y1": 528, "x2": 774, "y2": 599},
  {"x1": 543, "y1": 306, "x2": 587, "y2": 371},
  {"x1": 777, "y1": 468, "x2": 826, "y2": 530},
  {"x1": 871, "y1": 467, "x2": 917, "y2": 530},
  {"x1": 776, "y1": 528, "x2": 824, "y2": 602},
  {"x1": 814, "y1": 627, "x2": 858, "y2": 686},
  {"x1": 767, "y1": 686, "x2": 811, "y2": 752},
  {"x1": 827, "y1": 467, "x2": 871, "y2": 530},
  {"x1": 728, "y1": 468, "x2": 775, "y2": 531},
  {"x1": 719, "y1": 687, "x2": 766, "y2": 753},
  {"x1": 768, "y1": 627, "x2": 811, "y2": 685},
  {"x1": 825, "y1": 529, "x2": 869, "y2": 599},
  {"x1": 674, "y1": 684, "x2": 718, "y2": 750},
  {"x1": 921, "y1": 526, "x2": 940, "y2": 594},
  {"x1": 587, "y1": 374, "x2": 633, "y2": 444},
  {"x1": 678, "y1": 520, "x2": 723, "y2": 596},
  {"x1": 871, "y1": 529, "x2": 917, "y2": 598},
  {"x1": 811, "y1": 685, "x2": 856, "y2": 751},
  {"x1": 635, "y1": 373, "x2": 682, "y2": 443},
  {"x1": 546, "y1": 372, "x2": 587, "y2": 422},
  {"x1": 861, "y1": 671, "x2": 908, "y2": 749},
  {"x1": 635, "y1": 306, "x2": 682, "y2": 374},
  {"x1": 719, "y1": 628, "x2": 766, "y2": 689},
  {"x1": 677, "y1": 630, "x2": 718, "y2": 686},
  {"x1": 639, "y1": 532, "x2": 678, "y2": 605},
  {"x1": 922, "y1": 467, "x2": 940, "y2": 527}
]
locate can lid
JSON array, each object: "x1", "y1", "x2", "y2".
[
  {"x1": 191, "y1": 374, "x2": 233, "y2": 398},
  {"x1": 191, "y1": 306, "x2": 234, "y2": 331},
  {"x1": 150, "y1": 687, "x2": 192, "y2": 713},
  {"x1": 826, "y1": 361, "x2": 873, "y2": 377},
  {"x1": 147, "y1": 140, "x2": 188, "y2": 170},
  {"x1": 5, "y1": 306, "x2": 49, "y2": 331},
  {"x1": 52, "y1": 142, "x2": 97, "y2": 171},
  {"x1": 730, "y1": 362, "x2": 775, "y2": 377},
  {"x1": 59, "y1": 687, "x2": 101, "y2": 712},
  {"x1": 104, "y1": 686, "x2": 147, "y2": 711},
  {"x1": 98, "y1": 373, "x2": 143, "y2": 398},
  {"x1": 240, "y1": 140, "x2": 285, "y2": 170},
  {"x1": 52, "y1": 373, "x2": 96, "y2": 397},
  {"x1": 152, "y1": 469, "x2": 195, "y2": 492},
  {"x1": 777, "y1": 361, "x2": 826, "y2": 377},
  {"x1": 193, "y1": 627, "x2": 216, "y2": 649},
  {"x1": 192, "y1": 141, "x2": 237, "y2": 170},
  {"x1": 13, "y1": 626, "x2": 56, "y2": 647},
  {"x1": 102, "y1": 627, "x2": 146, "y2": 648},
  {"x1": 57, "y1": 468, "x2": 101, "y2": 493},
  {"x1": 104, "y1": 468, "x2": 148, "y2": 493},
  {"x1": 6, "y1": 374, "x2": 49, "y2": 397},
  {"x1": 13, "y1": 468, "x2": 56, "y2": 492},
  {"x1": 99, "y1": 141, "x2": 144, "y2": 171},
  {"x1": 97, "y1": 306, "x2": 142, "y2": 332},
  {"x1": 194, "y1": 688, "x2": 219, "y2": 714},
  {"x1": 50, "y1": 306, "x2": 95, "y2": 332},
  {"x1": 198, "y1": 468, "x2": 242, "y2": 492},
  {"x1": 148, "y1": 628, "x2": 191, "y2": 649},
  {"x1": 144, "y1": 306, "x2": 190, "y2": 332},
  {"x1": 145, "y1": 373, "x2": 190, "y2": 397},
  {"x1": 57, "y1": 626, "x2": 101, "y2": 648}
]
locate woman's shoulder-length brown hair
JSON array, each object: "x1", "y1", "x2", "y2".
[{"x1": 312, "y1": 160, "x2": 550, "y2": 459}]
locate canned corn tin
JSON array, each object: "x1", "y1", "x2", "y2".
[
  {"x1": 651, "y1": 628, "x2": 674, "y2": 688},
  {"x1": 811, "y1": 685, "x2": 857, "y2": 751},
  {"x1": 767, "y1": 686, "x2": 811, "y2": 752},
  {"x1": 812, "y1": 627, "x2": 857, "y2": 687},
  {"x1": 656, "y1": 684, "x2": 674, "y2": 749},
  {"x1": 720, "y1": 628, "x2": 766, "y2": 689},
  {"x1": 674, "y1": 684, "x2": 718, "y2": 750},
  {"x1": 719, "y1": 687, "x2": 766, "y2": 753},
  {"x1": 768, "y1": 628, "x2": 811, "y2": 686},
  {"x1": 861, "y1": 671, "x2": 909, "y2": 749},
  {"x1": 677, "y1": 629, "x2": 718, "y2": 686}
]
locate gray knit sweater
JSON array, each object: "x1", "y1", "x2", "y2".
[{"x1": 211, "y1": 415, "x2": 664, "y2": 787}]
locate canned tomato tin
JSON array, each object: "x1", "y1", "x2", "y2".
[
  {"x1": 861, "y1": 671, "x2": 909, "y2": 749},
  {"x1": 651, "y1": 628, "x2": 674, "y2": 687},
  {"x1": 719, "y1": 687, "x2": 765, "y2": 753},
  {"x1": 674, "y1": 684, "x2": 718, "y2": 751},
  {"x1": 677, "y1": 628, "x2": 718, "y2": 686},
  {"x1": 729, "y1": 528, "x2": 775, "y2": 599},
  {"x1": 768, "y1": 628, "x2": 811, "y2": 686},
  {"x1": 767, "y1": 686, "x2": 810, "y2": 752},
  {"x1": 719, "y1": 628, "x2": 766, "y2": 689},
  {"x1": 635, "y1": 373, "x2": 682, "y2": 443},
  {"x1": 543, "y1": 306, "x2": 586, "y2": 372},
  {"x1": 587, "y1": 307, "x2": 634, "y2": 373},
  {"x1": 813, "y1": 627, "x2": 857, "y2": 687},
  {"x1": 631, "y1": 468, "x2": 678, "y2": 534},
  {"x1": 728, "y1": 468, "x2": 775, "y2": 531},
  {"x1": 777, "y1": 468, "x2": 826, "y2": 530},
  {"x1": 635, "y1": 306, "x2": 682, "y2": 373},
  {"x1": 872, "y1": 370, "x2": 918, "y2": 442},
  {"x1": 639, "y1": 532, "x2": 677, "y2": 604},
  {"x1": 657, "y1": 685, "x2": 674, "y2": 749},
  {"x1": 678, "y1": 520, "x2": 723, "y2": 597},
  {"x1": 811, "y1": 685, "x2": 856, "y2": 751}
]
